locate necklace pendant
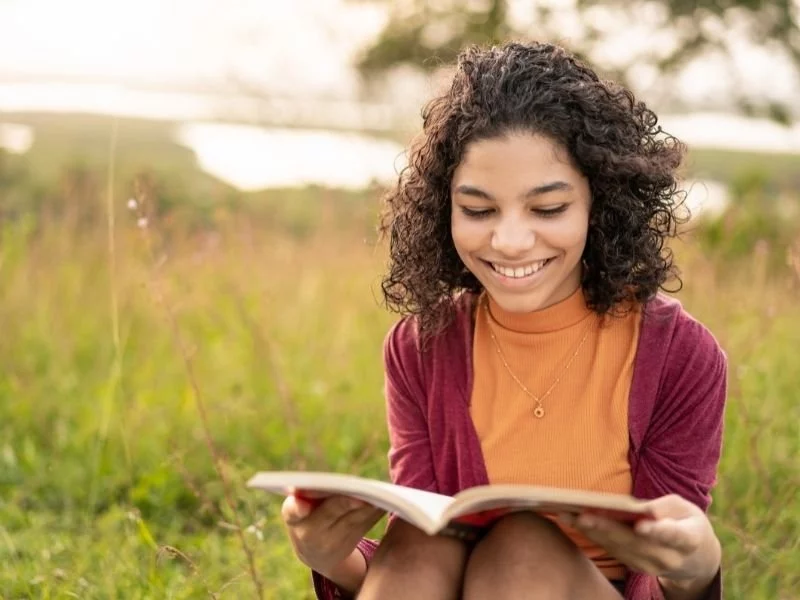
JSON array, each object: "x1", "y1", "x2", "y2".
[{"x1": 533, "y1": 406, "x2": 545, "y2": 418}]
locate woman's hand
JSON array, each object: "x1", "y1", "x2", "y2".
[
  {"x1": 281, "y1": 493, "x2": 385, "y2": 589},
  {"x1": 560, "y1": 494, "x2": 721, "y2": 598}
]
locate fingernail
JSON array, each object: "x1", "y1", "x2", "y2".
[
  {"x1": 293, "y1": 496, "x2": 311, "y2": 517},
  {"x1": 349, "y1": 498, "x2": 366, "y2": 509}
]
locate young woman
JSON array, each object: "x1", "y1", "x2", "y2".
[{"x1": 281, "y1": 41, "x2": 726, "y2": 600}]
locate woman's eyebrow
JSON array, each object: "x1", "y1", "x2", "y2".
[
  {"x1": 524, "y1": 181, "x2": 573, "y2": 197},
  {"x1": 452, "y1": 181, "x2": 573, "y2": 200},
  {"x1": 452, "y1": 184, "x2": 494, "y2": 200}
]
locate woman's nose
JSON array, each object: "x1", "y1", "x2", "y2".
[{"x1": 491, "y1": 218, "x2": 536, "y2": 255}]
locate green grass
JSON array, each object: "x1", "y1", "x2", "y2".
[
  {"x1": 0, "y1": 221, "x2": 394, "y2": 598},
  {"x1": 686, "y1": 147, "x2": 800, "y2": 191},
  {"x1": 0, "y1": 113, "x2": 799, "y2": 598}
]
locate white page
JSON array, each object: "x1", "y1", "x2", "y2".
[{"x1": 247, "y1": 472, "x2": 455, "y2": 532}]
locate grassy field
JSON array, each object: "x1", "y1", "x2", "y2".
[{"x1": 1, "y1": 114, "x2": 799, "y2": 598}]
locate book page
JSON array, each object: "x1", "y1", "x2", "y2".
[
  {"x1": 247, "y1": 472, "x2": 455, "y2": 534},
  {"x1": 445, "y1": 484, "x2": 653, "y2": 524}
]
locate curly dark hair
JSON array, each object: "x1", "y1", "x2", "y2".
[{"x1": 380, "y1": 41, "x2": 687, "y2": 338}]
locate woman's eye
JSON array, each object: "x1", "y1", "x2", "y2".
[
  {"x1": 461, "y1": 207, "x2": 494, "y2": 219},
  {"x1": 534, "y1": 204, "x2": 568, "y2": 217}
]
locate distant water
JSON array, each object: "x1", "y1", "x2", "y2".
[
  {"x1": 0, "y1": 117, "x2": 730, "y2": 218},
  {"x1": 682, "y1": 179, "x2": 730, "y2": 219},
  {"x1": 663, "y1": 113, "x2": 800, "y2": 154},
  {"x1": 175, "y1": 122, "x2": 730, "y2": 217},
  {"x1": 2, "y1": 82, "x2": 800, "y2": 153},
  {"x1": 0, "y1": 123, "x2": 34, "y2": 153},
  {"x1": 175, "y1": 122, "x2": 405, "y2": 189}
]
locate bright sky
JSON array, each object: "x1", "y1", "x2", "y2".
[
  {"x1": 3, "y1": 0, "x2": 798, "y2": 102},
  {"x1": 1, "y1": 0, "x2": 798, "y2": 135},
  {"x1": 0, "y1": 0, "x2": 385, "y2": 94}
]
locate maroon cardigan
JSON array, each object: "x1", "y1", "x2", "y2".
[{"x1": 314, "y1": 293, "x2": 727, "y2": 600}]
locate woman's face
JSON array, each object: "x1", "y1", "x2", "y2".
[{"x1": 450, "y1": 132, "x2": 592, "y2": 314}]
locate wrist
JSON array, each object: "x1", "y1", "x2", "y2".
[
  {"x1": 318, "y1": 548, "x2": 367, "y2": 595},
  {"x1": 659, "y1": 570, "x2": 718, "y2": 600},
  {"x1": 659, "y1": 534, "x2": 721, "y2": 600}
]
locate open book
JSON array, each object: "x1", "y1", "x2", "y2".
[{"x1": 247, "y1": 471, "x2": 653, "y2": 537}]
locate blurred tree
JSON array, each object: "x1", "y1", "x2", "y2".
[
  {"x1": 356, "y1": 0, "x2": 512, "y2": 74},
  {"x1": 354, "y1": 0, "x2": 799, "y2": 122}
]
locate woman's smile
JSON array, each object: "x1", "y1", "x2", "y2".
[{"x1": 482, "y1": 257, "x2": 558, "y2": 288}]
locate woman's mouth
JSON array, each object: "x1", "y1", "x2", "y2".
[{"x1": 487, "y1": 257, "x2": 554, "y2": 279}]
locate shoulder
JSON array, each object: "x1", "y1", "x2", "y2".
[
  {"x1": 631, "y1": 295, "x2": 727, "y2": 508},
  {"x1": 383, "y1": 292, "x2": 477, "y2": 382},
  {"x1": 630, "y1": 294, "x2": 727, "y2": 442},
  {"x1": 641, "y1": 293, "x2": 727, "y2": 372},
  {"x1": 633, "y1": 293, "x2": 728, "y2": 443},
  {"x1": 384, "y1": 292, "x2": 477, "y2": 357}
]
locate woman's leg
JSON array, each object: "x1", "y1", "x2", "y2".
[
  {"x1": 357, "y1": 519, "x2": 469, "y2": 600},
  {"x1": 462, "y1": 513, "x2": 624, "y2": 600}
]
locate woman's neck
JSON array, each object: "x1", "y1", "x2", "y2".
[{"x1": 485, "y1": 286, "x2": 592, "y2": 333}]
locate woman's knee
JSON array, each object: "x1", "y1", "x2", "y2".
[
  {"x1": 359, "y1": 520, "x2": 469, "y2": 599},
  {"x1": 378, "y1": 519, "x2": 468, "y2": 566},
  {"x1": 481, "y1": 512, "x2": 580, "y2": 561},
  {"x1": 367, "y1": 519, "x2": 468, "y2": 581},
  {"x1": 462, "y1": 512, "x2": 582, "y2": 597}
]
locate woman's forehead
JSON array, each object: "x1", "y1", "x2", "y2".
[{"x1": 454, "y1": 133, "x2": 583, "y2": 183}]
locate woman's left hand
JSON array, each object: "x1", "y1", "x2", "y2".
[{"x1": 560, "y1": 494, "x2": 721, "y2": 584}]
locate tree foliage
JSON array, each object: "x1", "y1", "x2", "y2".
[{"x1": 355, "y1": 0, "x2": 799, "y2": 121}]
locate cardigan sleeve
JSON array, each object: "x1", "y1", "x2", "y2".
[
  {"x1": 312, "y1": 317, "x2": 437, "y2": 598},
  {"x1": 626, "y1": 311, "x2": 727, "y2": 600},
  {"x1": 383, "y1": 318, "x2": 440, "y2": 493},
  {"x1": 635, "y1": 315, "x2": 727, "y2": 508},
  {"x1": 311, "y1": 539, "x2": 381, "y2": 599}
]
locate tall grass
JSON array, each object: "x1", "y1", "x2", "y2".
[
  {"x1": 1, "y1": 116, "x2": 799, "y2": 597},
  {"x1": 0, "y1": 206, "x2": 395, "y2": 598},
  {"x1": 1, "y1": 207, "x2": 798, "y2": 598}
]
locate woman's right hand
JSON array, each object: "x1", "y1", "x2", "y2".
[{"x1": 281, "y1": 494, "x2": 385, "y2": 586}]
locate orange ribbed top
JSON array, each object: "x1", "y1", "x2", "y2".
[{"x1": 470, "y1": 287, "x2": 641, "y2": 580}]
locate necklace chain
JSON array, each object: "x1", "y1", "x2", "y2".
[{"x1": 483, "y1": 298, "x2": 593, "y2": 418}]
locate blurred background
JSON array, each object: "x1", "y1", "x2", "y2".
[{"x1": 1, "y1": 0, "x2": 798, "y2": 598}]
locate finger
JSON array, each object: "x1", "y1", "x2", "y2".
[
  {"x1": 576, "y1": 515, "x2": 673, "y2": 556},
  {"x1": 579, "y1": 526, "x2": 681, "y2": 575},
  {"x1": 579, "y1": 514, "x2": 688, "y2": 552},
  {"x1": 282, "y1": 494, "x2": 313, "y2": 526},
  {"x1": 338, "y1": 505, "x2": 386, "y2": 532},
  {"x1": 303, "y1": 495, "x2": 370, "y2": 532},
  {"x1": 573, "y1": 515, "x2": 635, "y2": 551},
  {"x1": 635, "y1": 518, "x2": 699, "y2": 552},
  {"x1": 577, "y1": 516, "x2": 688, "y2": 575},
  {"x1": 576, "y1": 515, "x2": 639, "y2": 547},
  {"x1": 308, "y1": 506, "x2": 384, "y2": 560},
  {"x1": 643, "y1": 494, "x2": 698, "y2": 520},
  {"x1": 293, "y1": 489, "x2": 334, "y2": 500}
]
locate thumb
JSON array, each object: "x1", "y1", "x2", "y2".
[
  {"x1": 646, "y1": 494, "x2": 696, "y2": 520},
  {"x1": 282, "y1": 494, "x2": 312, "y2": 525}
]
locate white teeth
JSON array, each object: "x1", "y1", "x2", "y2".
[{"x1": 492, "y1": 259, "x2": 549, "y2": 278}]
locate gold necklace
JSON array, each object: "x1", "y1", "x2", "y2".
[{"x1": 483, "y1": 297, "x2": 593, "y2": 418}]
